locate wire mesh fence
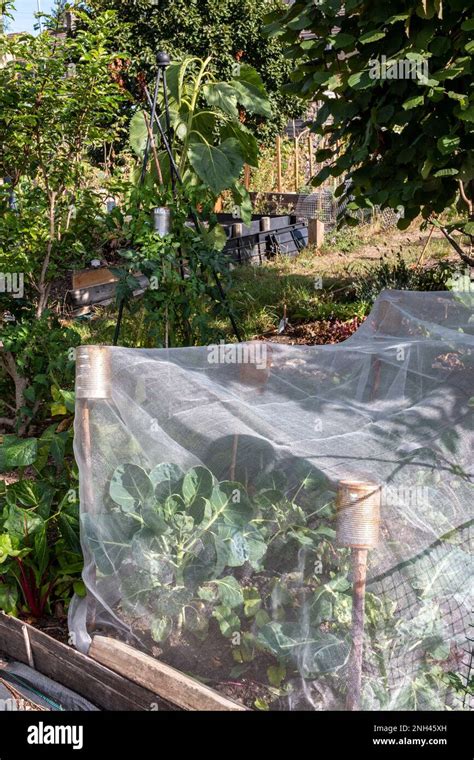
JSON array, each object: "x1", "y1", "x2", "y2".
[
  {"x1": 294, "y1": 189, "x2": 402, "y2": 232},
  {"x1": 366, "y1": 520, "x2": 473, "y2": 710}
]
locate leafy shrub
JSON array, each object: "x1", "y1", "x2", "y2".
[
  {"x1": 0, "y1": 313, "x2": 79, "y2": 434},
  {"x1": 352, "y1": 255, "x2": 459, "y2": 304},
  {"x1": 267, "y1": 1, "x2": 474, "y2": 264},
  {"x1": 80, "y1": 460, "x2": 459, "y2": 708},
  {"x1": 128, "y1": 55, "x2": 271, "y2": 220},
  {"x1": 0, "y1": 401, "x2": 82, "y2": 618}
]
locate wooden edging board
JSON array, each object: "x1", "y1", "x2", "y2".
[
  {"x1": 90, "y1": 635, "x2": 248, "y2": 712},
  {"x1": 0, "y1": 614, "x2": 174, "y2": 711}
]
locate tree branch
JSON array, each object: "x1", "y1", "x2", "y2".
[
  {"x1": 36, "y1": 189, "x2": 57, "y2": 319},
  {"x1": 18, "y1": 396, "x2": 42, "y2": 437},
  {"x1": 458, "y1": 181, "x2": 473, "y2": 216},
  {"x1": 0, "y1": 349, "x2": 27, "y2": 415},
  {"x1": 440, "y1": 226, "x2": 474, "y2": 267}
]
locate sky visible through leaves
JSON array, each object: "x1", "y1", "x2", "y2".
[{"x1": 8, "y1": 0, "x2": 55, "y2": 35}]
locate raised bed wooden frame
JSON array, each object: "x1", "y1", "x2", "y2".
[{"x1": 0, "y1": 614, "x2": 245, "y2": 711}]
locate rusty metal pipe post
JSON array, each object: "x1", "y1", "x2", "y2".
[{"x1": 336, "y1": 480, "x2": 381, "y2": 711}]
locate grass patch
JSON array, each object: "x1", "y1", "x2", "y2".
[{"x1": 69, "y1": 223, "x2": 459, "y2": 346}]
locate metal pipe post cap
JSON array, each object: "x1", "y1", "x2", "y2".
[
  {"x1": 336, "y1": 480, "x2": 381, "y2": 550},
  {"x1": 76, "y1": 346, "x2": 112, "y2": 400},
  {"x1": 156, "y1": 51, "x2": 171, "y2": 67}
]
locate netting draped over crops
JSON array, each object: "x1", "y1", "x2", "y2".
[{"x1": 70, "y1": 290, "x2": 473, "y2": 711}]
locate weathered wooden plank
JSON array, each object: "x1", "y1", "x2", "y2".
[
  {"x1": 0, "y1": 614, "x2": 174, "y2": 711},
  {"x1": 72, "y1": 268, "x2": 118, "y2": 290},
  {"x1": 70, "y1": 275, "x2": 149, "y2": 308},
  {"x1": 90, "y1": 636, "x2": 248, "y2": 712}
]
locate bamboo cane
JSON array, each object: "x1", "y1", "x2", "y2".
[
  {"x1": 276, "y1": 135, "x2": 282, "y2": 193},
  {"x1": 308, "y1": 133, "x2": 314, "y2": 180}
]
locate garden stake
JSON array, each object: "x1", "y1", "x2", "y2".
[
  {"x1": 140, "y1": 67, "x2": 162, "y2": 184},
  {"x1": 76, "y1": 346, "x2": 112, "y2": 628},
  {"x1": 336, "y1": 480, "x2": 381, "y2": 711},
  {"x1": 276, "y1": 135, "x2": 282, "y2": 192}
]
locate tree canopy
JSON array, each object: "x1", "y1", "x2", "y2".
[
  {"x1": 87, "y1": 0, "x2": 300, "y2": 141},
  {"x1": 267, "y1": 0, "x2": 474, "y2": 261}
]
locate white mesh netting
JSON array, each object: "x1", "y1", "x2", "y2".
[{"x1": 69, "y1": 290, "x2": 473, "y2": 711}]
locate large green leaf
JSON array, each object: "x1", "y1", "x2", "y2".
[
  {"x1": 187, "y1": 137, "x2": 245, "y2": 194},
  {"x1": 257, "y1": 622, "x2": 308, "y2": 659},
  {"x1": 258, "y1": 622, "x2": 350, "y2": 675},
  {"x1": 150, "y1": 463, "x2": 184, "y2": 503},
  {"x1": 81, "y1": 514, "x2": 129, "y2": 575},
  {"x1": 198, "y1": 576, "x2": 245, "y2": 607},
  {"x1": 57, "y1": 511, "x2": 82, "y2": 554},
  {"x1": 129, "y1": 109, "x2": 149, "y2": 157},
  {"x1": 109, "y1": 464, "x2": 154, "y2": 513},
  {"x1": 210, "y1": 481, "x2": 253, "y2": 527},
  {"x1": 142, "y1": 503, "x2": 169, "y2": 535},
  {"x1": 190, "y1": 111, "x2": 218, "y2": 143},
  {"x1": 300, "y1": 632, "x2": 351, "y2": 677},
  {"x1": 215, "y1": 523, "x2": 266, "y2": 572},
  {"x1": 0, "y1": 533, "x2": 22, "y2": 564},
  {"x1": 5, "y1": 480, "x2": 54, "y2": 520},
  {"x1": 202, "y1": 82, "x2": 239, "y2": 118},
  {"x1": 220, "y1": 122, "x2": 259, "y2": 167},
  {"x1": 3, "y1": 504, "x2": 44, "y2": 542},
  {"x1": 230, "y1": 182, "x2": 253, "y2": 225},
  {"x1": 0, "y1": 436, "x2": 38, "y2": 472},
  {"x1": 34, "y1": 526, "x2": 49, "y2": 578},
  {"x1": 230, "y1": 64, "x2": 272, "y2": 118},
  {"x1": 163, "y1": 62, "x2": 182, "y2": 103},
  {"x1": 0, "y1": 581, "x2": 18, "y2": 614},
  {"x1": 182, "y1": 466, "x2": 214, "y2": 505}
]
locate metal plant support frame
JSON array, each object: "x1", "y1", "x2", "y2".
[{"x1": 113, "y1": 51, "x2": 242, "y2": 346}]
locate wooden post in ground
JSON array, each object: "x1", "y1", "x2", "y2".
[
  {"x1": 232, "y1": 222, "x2": 243, "y2": 264},
  {"x1": 276, "y1": 135, "x2": 282, "y2": 193},
  {"x1": 293, "y1": 121, "x2": 299, "y2": 192},
  {"x1": 308, "y1": 133, "x2": 314, "y2": 179},
  {"x1": 336, "y1": 480, "x2": 381, "y2": 711},
  {"x1": 244, "y1": 164, "x2": 251, "y2": 191},
  {"x1": 308, "y1": 219, "x2": 325, "y2": 249}
]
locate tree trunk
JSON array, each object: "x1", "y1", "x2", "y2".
[{"x1": 36, "y1": 190, "x2": 57, "y2": 319}]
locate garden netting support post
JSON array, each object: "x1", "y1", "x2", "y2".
[
  {"x1": 75, "y1": 346, "x2": 112, "y2": 629},
  {"x1": 336, "y1": 480, "x2": 381, "y2": 711}
]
